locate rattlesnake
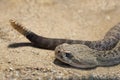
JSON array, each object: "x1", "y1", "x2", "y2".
[
  {"x1": 10, "y1": 19, "x2": 120, "y2": 50},
  {"x1": 10, "y1": 19, "x2": 120, "y2": 68},
  {"x1": 55, "y1": 42, "x2": 120, "y2": 68}
]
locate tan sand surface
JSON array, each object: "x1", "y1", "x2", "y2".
[{"x1": 0, "y1": 0, "x2": 120, "y2": 79}]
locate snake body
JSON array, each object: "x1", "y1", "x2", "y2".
[
  {"x1": 55, "y1": 42, "x2": 120, "y2": 68},
  {"x1": 10, "y1": 19, "x2": 120, "y2": 68},
  {"x1": 10, "y1": 20, "x2": 120, "y2": 50}
]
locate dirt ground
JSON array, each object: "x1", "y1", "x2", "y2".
[{"x1": 1, "y1": 0, "x2": 120, "y2": 79}]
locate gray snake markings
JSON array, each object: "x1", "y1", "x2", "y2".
[{"x1": 10, "y1": 19, "x2": 120, "y2": 68}]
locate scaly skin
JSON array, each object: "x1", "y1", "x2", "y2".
[
  {"x1": 10, "y1": 19, "x2": 120, "y2": 50},
  {"x1": 55, "y1": 42, "x2": 120, "y2": 68}
]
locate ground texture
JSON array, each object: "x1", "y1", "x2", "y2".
[{"x1": 1, "y1": 0, "x2": 120, "y2": 80}]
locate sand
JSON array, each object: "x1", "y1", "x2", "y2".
[{"x1": 0, "y1": 0, "x2": 120, "y2": 79}]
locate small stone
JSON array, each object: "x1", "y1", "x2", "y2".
[{"x1": 106, "y1": 15, "x2": 111, "y2": 20}]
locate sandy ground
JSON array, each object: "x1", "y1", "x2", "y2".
[{"x1": 1, "y1": 0, "x2": 120, "y2": 79}]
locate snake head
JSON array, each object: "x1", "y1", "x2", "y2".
[{"x1": 55, "y1": 43, "x2": 98, "y2": 69}]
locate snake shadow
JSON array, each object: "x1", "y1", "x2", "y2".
[
  {"x1": 8, "y1": 42, "x2": 35, "y2": 48},
  {"x1": 8, "y1": 42, "x2": 52, "y2": 50}
]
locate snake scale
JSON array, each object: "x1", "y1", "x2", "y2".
[{"x1": 10, "y1": 19, "x2": 120, "y2": 68}]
